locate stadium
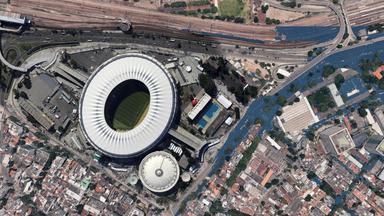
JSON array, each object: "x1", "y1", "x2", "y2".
[{"x1": 79, "y1": 53, "x2": 177, "y2": 158}]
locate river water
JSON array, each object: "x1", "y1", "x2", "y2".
[{"x1": 209, "y1": 40, "x2": 384, "y2": 176}]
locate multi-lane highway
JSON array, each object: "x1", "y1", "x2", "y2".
[
  {"x1": 268, "y1": 36, "x2": 384, "y2": 96},
  {"x1": 6, "y1": 0, "x2": 276, "y2": 41},
  {"x1": 267, "y1": 0, "x2": 356, "y2": 95},
  {"x1": 2, "y1": 30, "x2": 309, "y2": 64}
]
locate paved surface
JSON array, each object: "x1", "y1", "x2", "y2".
[
  {"x1": 268, "y1": 36, "x2": 384, "y2": 96},
  {"x1": 2, "y1": 30, "x2": 308, "y2": 64},
  {"x1": 6, "y1": 0, "x2": 276, "y2": 42}
]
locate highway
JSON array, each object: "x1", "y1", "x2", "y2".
[
  {"x1": 2, "y1": 30, "x2": 308, "y2": 64},
  {"x1": 268, "y1": 36, "x2": 384, "y2": 96},
  {"x1": 3, "y1": 0, "x2": 351, "y2": 49},
  {"x1": 267, "y1": 0, "x2": 360, "y2": 96},
  {"x1": 6, "y1": 0, "x2": 276, "y2": 42}
]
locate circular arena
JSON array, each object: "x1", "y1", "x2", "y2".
[
  {"x1": 139, "y1": 151, "x2": 180, "y2": 193},
  {"x1": 79, "y1": 53, "x2": 177, "y2": 158}
]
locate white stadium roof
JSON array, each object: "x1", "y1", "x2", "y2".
[
  {"x1": 139, "y1": 151, "x2": 180, "y2": 193},
  {"x1": 79, "y1": 53, "x2": 177, "y2": 158}
]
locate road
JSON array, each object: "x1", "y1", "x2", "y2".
[
  {"x1": 267, "y1": 0, "x2": 371, "y2": 96},
  {"x1": 2, "y1": 30, "x2": 308, "y2": 64},
  {"x1": 268, "y1": 36, "x2": 384, "y2": 96},
  {"x1": 5, "y1": 71, "x2": 166, "y2": 210},
  {"x1": 6, "y1": 0, "x2": 276, "y2": 42},
  {"x1": 265, "y1": 0, "x2": 346, "y2": 50}
]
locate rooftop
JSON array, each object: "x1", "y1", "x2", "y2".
[{"x1": 276, "y1": 95, "x2": 319, "y2": 137}]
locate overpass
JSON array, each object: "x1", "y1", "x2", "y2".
[
  {"x1": 267, "y1": 36, "x2": 384, "y2": 96},
  {"x1": 0, "y1": 48, "x2": 28, "y2": 72}
]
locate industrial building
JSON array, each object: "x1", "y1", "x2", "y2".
[
  {"x1": 319, "y1": 126, "x2": 355, "y2": 155},
  {"x1": 327, "y1": 83, "x2": 344, "y2": 107},
  {"x1": 19, "y1": 99, "x2": 55, "y2": 130},
  {"x1": 276, "y1": 94, "x2": 319, "y2": 137},
  {"x1": 79, "y1": 53, "x2": 177, "y2": 158},
  {"x1": 138, "y1": 151, "x2": 180, "y2": 193},
  {"x1": 188, "y1": 93, "x2": 211, "y2": 120}
]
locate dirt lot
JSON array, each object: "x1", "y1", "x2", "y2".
[
  {"x1": 242, "y1": 59, "x2": 269, "y2": 79},
  {"x1": 266, "y1": 7, "x2": 306, "y2": 24}
]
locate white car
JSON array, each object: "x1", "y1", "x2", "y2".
[{"x1": 197, "y1": 65, "x2": 204, "y2": 72}]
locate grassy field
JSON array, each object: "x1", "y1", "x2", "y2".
[
  {"x1": 218, "y1": 0, "x2": 244, "y2": 17},
  {"x1": 112, "y1": 92, "x2": 150, "y2": 131}
]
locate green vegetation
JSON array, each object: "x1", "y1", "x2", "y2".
[
  {"x1": 334, "y1": 74, "x2": 345, "y2": 88},
  {"x1": 112, "y1": 92, "x2": 149, "y2": 131},
  {"x1": 281, "y1": 0, "x2": 297, "y2": 8},
  {"x1": 34, "y1": 131, "x2": 49, "y2": 142},
  {"x1": 164, "y1": 1, "x2": 187, "y2": 8},
  {"x1": 261, "y1": 4, "x2": 269, "y2": 13},
  {"x1": 308, "y1": 87, "x2": 335, "y2": 112},
  {"x1": 177, "y1": 5, "x2": 218, "y2": 17},
  {"x1": 228, "y1": 209, "x2": 251, "y2": 216},
  {"x1": 198, "y1": 73, "x2": 217, "y2": 96},
  {"x1": 264, "y1": 178, "x2": 280, "y2": 188},
  {"x1": 226, "y1": 137, "x2": 260, "y2": 186},
  {"x1": 357, "y1": 107, "x2": 367, "y2": 117},
  {"x1": 304, "y1": 194, "x2": 313, "y2": 202},
  {"x1": 359, "y1": 52, "x2": 384, "y2": 89},
  {"x1": 219, "y1": 0, "x2": 244, "y2": 17},
  {"x1": 265, "y1": 17, "x2": 280, "y2": 25},
  {"x1": 276, "y1": 95, "x2": 287, "y2": 106},
  {"x1": 253, "y1": 16, "x2": 259, "y2": 23},
  {"x1": 202, "y1": 57, "x2": 257, "y2": 105},
  {"x1": 209, "y1": 199, "x2": 224, "y2": 214},
  {"x1": 188, "y1": 0, "x2": 210, "y2": 6},
  {"x1": 320, "y1": 181, "x2": 336, "y2": 198},
  {"x1": 322, "y1": 65, "x2": 336, "y2": 78},
  {"x1": 367, "y1": 23, "x2": 384, "y2": 33}
]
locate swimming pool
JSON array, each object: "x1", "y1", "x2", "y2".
[
  {"x1": 205, "y1": 103, "x2": 220, "y2": 118},
  {"x1": 198, "y1": 118, "x2": 207, "y2": 128}
]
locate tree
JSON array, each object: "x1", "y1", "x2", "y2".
[
  {"x1": 234, "y1": 107, "x2": 240, "y2": 119},
  {"x1": 253, "y1": 16, "x2": 259, "y2": 23},
  {"x1": 13, "y1": 89, "x2": 20, "y2": 99},
  {"x1": 276, "y1": 96, "x2": 287, "y2": 106},
  {"x1": 334, "y1": 74, "x2": 345, "y2": 88},
  {"x1": 261, "y1": 4, "x2": 269, "y2": 13},
  {"x1": 322, "y1": 65, "x2": 336, "y2": 78},
  {"x1": 358, "y1": 107, "x2": 367, "y2": 117},
  {"x1": 20, "y1": 91, "x2": 28, "y2": 99},
  {"x1": 75, "y1": 204, "x2": 84, "y2": 214},
  {"x1": 198, "y1": 74, "x2": 217, "y2": 96},
  {"x1": 23, "y1": 76, "x2": 32, "y2": 89},
  {"x1": 209, "y1": 199, "x2": 224, "y2": 214},
  {"x1": 304, "y1": 194, "x2": 312, "y2": 202}
]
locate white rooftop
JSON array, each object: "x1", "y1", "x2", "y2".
[
  {"x1": 217, "y1": 94, "x2": 232, "y2": 109},
  {"x1": 276, "y1": 94, "x2": 319, "y2": 137},
  {"x1": 79, "y1": 53, "x2": 177, "y2": 158},
  {"x1": 139, "y1": 151, "x2": 180, "y2": 193},
  {"x1": 188, "y1": 93, "x2": 211, "y2": 120},
  {"x1": 327, "y1": 83, "x2": 344, "y2": 107}
]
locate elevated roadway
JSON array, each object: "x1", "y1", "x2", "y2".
[
  {"x1": 268, "y1": 36, "x2": 384, "y2": 96},
  {"x1": 0, "y1": 47, "x2": 27, "y2": 72}
]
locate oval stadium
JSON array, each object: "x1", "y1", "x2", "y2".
[{"x1": 79, "y1": 53, "x2": 177, "y2": 158}]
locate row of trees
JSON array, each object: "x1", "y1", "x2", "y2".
[{"x1": 307, "y1": 87, "x2": 335, "y2": 112}]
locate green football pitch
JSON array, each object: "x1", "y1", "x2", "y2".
[{"x1": 112, "y1": 92, "x2": 150, "y2": 131}]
